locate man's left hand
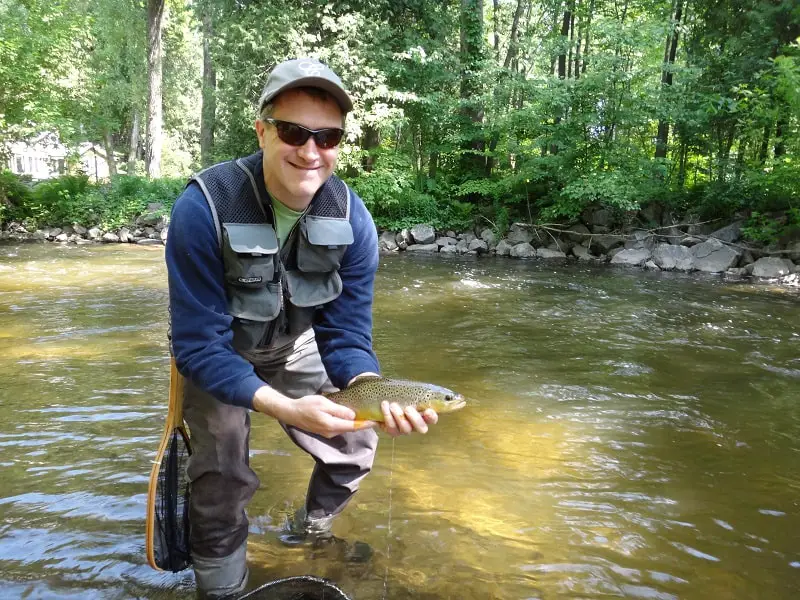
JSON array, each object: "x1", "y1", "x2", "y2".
[{"x1": 379, "y1": 402, "x2": 438, "y2": 437}]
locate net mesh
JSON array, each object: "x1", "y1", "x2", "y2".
[
  {"x1": 153, "y1": 427, "x2": 192, "y2": 572},
  {"x1": 238, "y1": 575, "x2": 351, "y2": 600}
]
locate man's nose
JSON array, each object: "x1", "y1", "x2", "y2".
[{"x1": 296, "y1": 136, "x2": 320, "y2": 160}]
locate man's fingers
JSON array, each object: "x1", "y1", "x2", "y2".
[
  {"x1": 404, "y1": 406, "x2": 428, "y2": 433},
  {"x1": 422, "y1": 408, "x2": 439, "y2": 425},
  {"x1": 325, "y1": 400, "x2": 356, "y2": 421},
  {"x1": 390, "y1": 403, "x2": 412, "y2": 434}
]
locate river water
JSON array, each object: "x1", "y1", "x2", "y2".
[{"x1": 0, "y1": 243, "x2": 798, "y2": 599}]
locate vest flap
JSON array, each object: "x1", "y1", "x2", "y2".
[
  {"x1": 222, "y1": 223, "x2": 278, "y2": 254},
  {"x1": 304, "y1": 216, "x2": 354, "y2": 246}
]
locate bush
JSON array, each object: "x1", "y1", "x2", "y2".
[
  {"x1": 0, "y1": 170, "x2": 32, "y2": 224},
  {"x1": 0, "y1": 172, "x2": 185, "y2": 229}
]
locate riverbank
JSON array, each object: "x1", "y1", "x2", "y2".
[{"x1": 2, "y1": 206, "x2": 799, "y2": 288}]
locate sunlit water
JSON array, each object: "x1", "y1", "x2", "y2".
[{"x1": 0, "y1": 243, "x2": 798, "y2": 599}]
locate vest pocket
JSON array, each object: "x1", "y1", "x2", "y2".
[
  {"x1": 222, "y1": 223, "x2": 278, "y2": 286},
  {"x1": 228, "y1": 282, "x2": 282, "y2": 350},
  {"x1": 296, "y1": 216, "x2": 353, "y2": 273},
  {"x1": 285, "y1": 270, "x2": 343, "y2": 308}
]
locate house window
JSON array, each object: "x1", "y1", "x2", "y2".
[
  {"x1": 15, "y1": 156, "x2": 23, "y2": 173},
  {"x1": 57, "y1": 159, "x2": 65, "y2": 174}
]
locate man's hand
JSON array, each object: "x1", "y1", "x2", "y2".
[
  {"x1": 252, "y1": 386, "x2": 375, "y2": 439},
  {"x1": 380, "y1": 402, "x2": 438, "y2": 437}
]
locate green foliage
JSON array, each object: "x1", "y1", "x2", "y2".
[
  {"x1": 742, "y1": 209, "x2": 800, "y2": 245},
  {"x1": 0, "y1": 172, "x2": 183, "y2": 229},
  {"x1": 1, "y1": 0, "x2": 798, "y2": 238}
]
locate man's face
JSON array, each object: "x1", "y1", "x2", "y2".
[{"x1": 255, "y1": 89, "x2": 343, "y2": 211}]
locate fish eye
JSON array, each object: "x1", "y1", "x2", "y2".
[{"x1": 445, "y1": 394, "x2": 453, "y2": 401}]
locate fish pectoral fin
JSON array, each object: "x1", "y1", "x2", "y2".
[{"x1": 352, "y1": 420, "x2": 376, "y2": 431}]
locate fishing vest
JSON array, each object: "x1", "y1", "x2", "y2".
[{"x1": 190, "y1": 151, "x2": 353, "y2": 352}]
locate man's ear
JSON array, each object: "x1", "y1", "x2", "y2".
[{"x1": 254, "y1": 119, "x2": 267, "y2": 148}]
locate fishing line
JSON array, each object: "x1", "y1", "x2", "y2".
[{"x1": 382, "y1": 438, "x2": 395, "y2": 600}]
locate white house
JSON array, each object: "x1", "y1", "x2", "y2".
[{"x1": 5, "y1": 132, "x2": 112, "y2": 181}]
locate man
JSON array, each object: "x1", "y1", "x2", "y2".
[{"x1": 165, "y1": 58, "x2": 439, "y2": 599}]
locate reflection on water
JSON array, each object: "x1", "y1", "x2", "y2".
[{"x1": 0, "y1": 244, "x2": 799, "y2": 599}]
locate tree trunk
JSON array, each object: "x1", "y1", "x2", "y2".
[
  {"x1": 103, "y1": 132, "x2": 117, "y2": 177},
  {"x1": 758, "y1": 122, "x2": 771, "y2": 164},
  {"x1": 557, "y1": 6, "x2": 571, "y2": 79},
  {"x1": 200, "y1": 11, "x2": 216, "y2": 168},
  {"x1": 128, "y1": 111, "x2": 140, "y2": 175},
  {"x1": 146, "y1": 0, "x2": 165, "y2": 179},
  {"x1": 493, "y1": 0, "x2": 500, "y2": 58},
  {"x1": 459, "y1": 0, "x2": 486, "y2": 180},
  {"x1": 503, "y1": 0, "x2": 525, "y2": 70},
  {"x1": 361, "y1": 125, "x2": 380, "y2": 172},
  {"x1": 654, "y1": 0, "x2": 684, "y2": 159},
  {"x1": 774, "y1": 118, "x2": 786, "y2": 158},
  {"x1": 582, "y1": 0, "x2": 593, "y2": 74}
]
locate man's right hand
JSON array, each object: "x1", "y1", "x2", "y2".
[{"x1": 252, "y1": 386, "x2": 375, "y2": 438}]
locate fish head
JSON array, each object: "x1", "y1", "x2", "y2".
[{"x1": 424, "y1": 384, "x2": 467, "y2": 414}]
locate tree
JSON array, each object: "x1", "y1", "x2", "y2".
[{"x1": 146, "y1": 0, "x2": 165, "y2": 178}]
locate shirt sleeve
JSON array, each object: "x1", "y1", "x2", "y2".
[
  {"x1": 165, "y1": 183, "x2": 264, "y2": 409},
  {"x1": 313, "y1": 188, "x2": 381, "y2": 389}
]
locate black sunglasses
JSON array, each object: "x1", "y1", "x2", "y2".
[{"x1": 263, "y1": 118, "x2": 344, "y2": 149}]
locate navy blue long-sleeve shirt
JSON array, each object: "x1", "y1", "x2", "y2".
[{"x1": 165, "y1": 177, "x2": 380, "y2": 410}]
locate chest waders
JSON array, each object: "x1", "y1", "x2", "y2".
[{"x1": 180, "y1": 152, "x2": 379, "y2": 598}]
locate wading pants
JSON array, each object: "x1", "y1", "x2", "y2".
[{"x1": 182, "y1": 328, "x2": 379, "y2": 596}]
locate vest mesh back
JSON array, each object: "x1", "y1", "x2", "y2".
[
  {"x1": 194, "y1": 151, "x2": 349, "y2": 233},
  {"x1": 194, "y1": 160, "x2": 264, "y2": 225},
  {"x1": 311, "y1": 177, "x2": 348, "y2": 218}
]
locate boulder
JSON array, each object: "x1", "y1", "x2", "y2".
[
  {"x1": 691, "y1": 238, "x2": 741, "y2": 273},
  {"x1": 379, "y1": 231, "x2": 398, "y2": 252},
  {"x1": 653, "y1": 243, "x2": 694, "y2": 272},
  {"x1": 788, "y1": 241, "x2": 800, "y2": 263},
  {"x1": 495, "y1": 239, "x2": 513, "y2": 256},
  {"x1": 509, "y1": 243, "x2": 536, "y2": 258},
  {"x1": 55, "y1": 233, "x2": 69, "y2": 242},
  {"x1": 136, "y1": 211, "x2": 163, "y2": 227},
  {"x1": 411, "y1": 224, "x2": 439, "y2": 245},
  {"x1": 752, "y1": 257, "x2": 795, "y2": 279},
  {"x1": 611, "y1": 248, "x2": 652, "y2": 267},
  {"x1": 396, "y1": 229, "x2": 413, "y2": 247},
  {"x1": 506, "y1": 223, "x2": 534, "y2": 245},
  {"x1": 565, "y1": 223, "x2": 591, "y2": 243},
  {"x1": 571, "y1": 245, "x2": 591, "y2": 261},
  {"x1": 479, "y1": 228, "x2": 497, "y2": 245},
  {"x1": 435, "y1": 236, "x2": 458, "y2": 247},
  {"x1": 639, "y1": 203, "x2": 663, "y2": 226},
  {"x1": 468, "y1": 239, "x2": 489, "y2": 254},
  {"x1": 406, "y1": 243, "x2": 439, "y2": 253},
  {"x1": 590, "y1": 234, "x2": 624, "y2": 254},
  {"x1": 440, "y1": 244, "x2": 458, "y2": 255},
  {"x1": 709, "y1": 221, "x2": 743, "y2": 244},
  {"x1": 537, "y1": 247, "x2": 567, "y2": 260},
  {"x1": 87, "y1": 227, "x2": 103, "y2": 240},
  {"x1": 644, "y1": 260, "x2": 660, "y2": 271},
  {"x1": 102, "y1": 232, "x2": 121, "y2": 243}
]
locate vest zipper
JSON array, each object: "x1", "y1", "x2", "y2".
[{"x1": 258, "y1": 200, "x2": 310, "y2": 348}]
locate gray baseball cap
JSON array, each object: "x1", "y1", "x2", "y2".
[{"x1": 257, "y1": 58, "x2": 353, "y2": 114}]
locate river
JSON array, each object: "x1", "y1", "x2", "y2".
[{"x1": 0, "y1": 243, "x2": 798, "y2": 599}]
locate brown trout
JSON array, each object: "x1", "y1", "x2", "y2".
[{"x1": 325, "y1": 376, "x2": 466, "y2": 422}]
